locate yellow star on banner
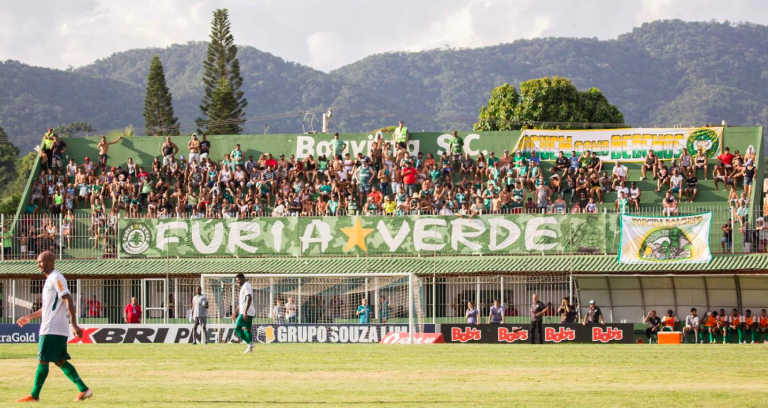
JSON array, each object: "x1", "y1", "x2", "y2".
[{"x1": 341, "y1": 217, "x2": 373, "y2": 252}]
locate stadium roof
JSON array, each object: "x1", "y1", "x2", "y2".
[{"x1": 0, "y1": 254, "x2": 765, "y2": 277}]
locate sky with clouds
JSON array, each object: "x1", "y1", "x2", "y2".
[{"x1": 2, "y1": 0, "x2": 768, "y2": 72}]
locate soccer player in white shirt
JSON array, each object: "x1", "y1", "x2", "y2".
[
  {"x1": 231, "y1": 273, "x2": 256, "y2": 353},
  {"x1": 16, "y1": 251, "x2": 93, "y2": 402}
]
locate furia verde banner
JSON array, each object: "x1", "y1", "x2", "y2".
[
  {"x1": 618, "y1": 213, "x2": 712, "y2": 265},
  {"x1": 120, "y1": 214, "x2": 614, "y2": 258},
  {"x1": 515, "y1": 127, "x2": 722, "y2": 163}
]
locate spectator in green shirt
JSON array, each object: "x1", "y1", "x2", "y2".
[
  {"x1": 331, "y1": 133, "x2": 346, "y2": 159},
  {"x1": 448, "y1": 130, "x2": 463, "y2": 169},
  {"x1": 1, "y1": 226, "x2": 13, "y2": 260},
  {"x1": 579, "y1": 150, "x2": 593, "y2": 169},
  {"x1": 356, "y1": 298, "x2": 371, "y2": 324}
]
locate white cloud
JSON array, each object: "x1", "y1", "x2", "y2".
[
  {"x1": 306, "y1": 31, "x2": 354, "y2": 72},
  {"x1": 392, "y1": 0, "x2": 551, "y2": 53},
  {"x1": 2, "y1": 0, "x2": 768, "y2": 71}
]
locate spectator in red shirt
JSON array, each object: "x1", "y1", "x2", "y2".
[
  {"x1": 88, "y1": 295, "x2": 101, "y2": 318},
  {"x1": 264, "y1": 153, "x2": 277, "y2": 169},
  {"x1": 367, "y1": 186, "x2": 383, "y2": 205},
  {"x1": 402, "y1": 161, "x2": 418, "y2": 197},
  {"x1": 717, "y1": 147, "x2": 735, "y2": 170},
  {"x1": 124, "y1": 297, "x2": 142, "y2": 324}
]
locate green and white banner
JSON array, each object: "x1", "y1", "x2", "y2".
[
  {"x1": 120, "y1": 214, "x2": 614, "y2": 258},
  {"x1": 515, "y1": 127, "x2": 722, "y2": 162},
  {"x1": 618, "y1": 213, "x2": 712, "y2": 264}
]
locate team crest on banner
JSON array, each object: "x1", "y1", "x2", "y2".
[{"x1": 618, "y1": 213, "x2": 712, "y2": 264}]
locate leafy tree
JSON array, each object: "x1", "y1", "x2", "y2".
[
  {"x1": 0, "y1": 194, "x2": 19, "y2": 214},
  {"x1": 474, "y1": 83, "x2": 520, "y2": 131},
  {"x1": 474, "y1": 77, "x2": 624, "y2": 130},
  {"x1": 205, "y1": 78, "x2": 240, "y2": 135},
  {"x1": 0, "y1": 128, "x2": 19, "y2": 193},
  {"x1": 515, "y1": 77, "x2": 586, "y2": 128},
  {"x1": 143, "y1": 55, "x2": 179, "y2": 136},
  {"x1": 197, "y1": 9, "x2": 247, "y2": 135},
  {"x1": 52, "y1": 121, "x2": 94, "y2": 136},
  {"x1": 580, "y1": 88, "x2": 624, "y2": 125}
]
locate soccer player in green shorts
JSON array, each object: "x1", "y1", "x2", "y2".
[
  {"x1": 231, "y1": 273, "x2": 255, "y2": 353},
  {"x1": 16, "y1": 251, "x2": 92, "y2": 402}
]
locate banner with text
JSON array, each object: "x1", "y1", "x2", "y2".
[
  {"x1": 618, "y1": 213, "x2": 712, "y2": 264},
  {"x1": 64, "y1": 324, "x2": 412, "y2": 344},
  {"x1": 515, "y1": 127, "x2": 722, "y2": 163},
  {"x1": 120, "y1": 214, "x2": 614, "y2": 257},
  {"x1": 441, "y1": 323, "x2": 634, "y2": 344}
]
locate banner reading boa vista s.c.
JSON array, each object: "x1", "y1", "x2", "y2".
[
  {"x1": 514, "y1": 127, "x2": 722, "y2": 163},
  {"x1": 119, "y1": 214, "x2": 614, "y2": 258},
  {"x1": 618, "y1": 213, "x2": 712, "y2": 264}
]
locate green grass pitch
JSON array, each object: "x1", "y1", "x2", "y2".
[{"x1": 1, "y1": 343, "x2": 768, "y2": 407}]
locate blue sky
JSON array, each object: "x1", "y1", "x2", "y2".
[{"x1": 2, "y1": 0, "x2": 768, "y2": 71}]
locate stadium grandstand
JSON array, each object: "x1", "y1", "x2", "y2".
[{"x1": 0, "y1": 125, "x2": 766, "y2": 343}]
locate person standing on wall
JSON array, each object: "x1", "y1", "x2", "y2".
[
  {"x1": 331, "y1": 133, "x2": 347, "y2": 160},
  {"x1": 529, "y1": 294, "x2": 547, "y2": 344},
  {"x1": 393, "y1": 121, "x2": 409, "y2": 151}
]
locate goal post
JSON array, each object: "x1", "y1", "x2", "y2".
[{"x1": 201, "y1": 273, "x2": 426, "y2": 340}]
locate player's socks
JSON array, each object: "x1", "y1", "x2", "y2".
[
  {"x1": 738, "y1": 329, "x2": 744, "y2": 343},
  {"x1": 709, "y1": 332, "x2": 714, "y2": 343},
  {"x1": 60, "y1": 362, "x2": 88, "y2": 392},
  {"x1": 31, "y1": 364, "x2": 49, "y2": 399}
]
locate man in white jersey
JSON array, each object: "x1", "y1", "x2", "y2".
[
  {"x1": 191, "y1": 286, "x2": 209, "y2": 345},
  {"x1": 16, "y1": 251, "x2": 92, "y2": 402},
  {"x1": 231, "y1": 273, "x2": 256, "y2": 353}
]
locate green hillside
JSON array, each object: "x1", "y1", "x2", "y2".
[{"x1": 2, "y1": 20, "x2": 768, "y2": 152}]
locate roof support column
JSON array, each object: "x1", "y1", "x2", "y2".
[
  {"x1": 638, "y1": 277, "x2": 646, "y2": 321},
  {"x1": 605, "y1": 277, "x2": 614, "y2": 323}
]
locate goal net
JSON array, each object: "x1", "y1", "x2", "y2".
[{"x1": 201, "y1": 274, "x2": 426, "y2": 339}]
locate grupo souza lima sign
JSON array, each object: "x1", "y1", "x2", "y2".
[
  {"x1": 120, "y1": 214, "x2": 612, "y2": 257},
  {"x1": 254, "y1": 324, "x2": 408, "y2": 344},
  {"x1": 515, "y1": 127, "x2": 722, "y2": 163},
  {"x1": 618, "y1": 213, "x2": 712, "y2": 265},
  {"x1": 441, "y1": 324, "x2": 633, "y2": 344}
]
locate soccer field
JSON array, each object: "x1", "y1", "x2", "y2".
[{"x1": 1, "y1": 344, "x2": 768, "y2": 407}]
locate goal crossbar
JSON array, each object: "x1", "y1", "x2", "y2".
[{"x1": 201, "y1": 273, "x2": 422, "y2": 342}]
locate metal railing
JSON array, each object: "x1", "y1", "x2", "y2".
[
  {"x1": 0, "y1": 275, "x2": 574, "y2": 325},
  {"x1": 0, "y1": 205, "x2": 763, "y2": 260}
]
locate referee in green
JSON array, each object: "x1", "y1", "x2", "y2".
[{"x1": 16, "y1": 251, "x2": 92, "y2": 402}]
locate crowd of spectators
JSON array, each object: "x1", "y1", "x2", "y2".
[
  {"x1": 31, "y1": 124, "x2": 754, "y2": 221},
  {"x1": 3, "y1": 126, "x2": 763, "y2": 257}
]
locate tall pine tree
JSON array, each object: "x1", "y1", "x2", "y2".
[
  {"x1": 197, "y1": 8, "x2": 247, "y2": 135},
  {"x1": 143, "y1": 55, "x2": 179, "y2": 136},
  {"x1": 206, "y1": 78, "x2": 240, "y2": 136}
]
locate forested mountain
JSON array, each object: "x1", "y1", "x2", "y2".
[{"x1": 2, "y1": 20, "x2": 768, "y2": 152}]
